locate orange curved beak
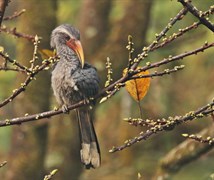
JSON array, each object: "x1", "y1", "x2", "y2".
[{"x1": 66, "y1": 39, "x2": 85, "y2": 68}]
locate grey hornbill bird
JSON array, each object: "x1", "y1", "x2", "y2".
[{"x1": 50, "y1": 24, "x2": 100, "y2": 169}]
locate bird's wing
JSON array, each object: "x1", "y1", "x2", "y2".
[{"x1": 72, "y1": 63, "x2": 99, "y2": 98}]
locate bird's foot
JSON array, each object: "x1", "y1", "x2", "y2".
[
  {"x1": 83, "y1": 98, "x2": 90, "y2": 105},
  {"x1": 62, "y1": 104, "x2": 69, "y2": 114}
]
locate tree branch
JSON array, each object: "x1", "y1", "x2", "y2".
[
  {"x1": 129, "y1": 65, "x2": 185, "y2": 80},
  {"x1": 178, "y1": 0, "x2": 214, "y2": 32},
  {"x1": 3, "y1": 9, "x2": 25, "y2": 21},
  {"x1": 0, "y1": 66, "x2": 25, "y2": 72},
  {"x1": 0, "y1": 42, "x2": 213, "y2": 126},
  {"x1": 0, "y1": 51, "x2": 32, "y2": 73},
  {"x1": 131, "y1": 8, "x2": 188, "y2": 70},
  {"x1": 109, "y1": 100, "x2": 214, "y2": 153},
  {"x1": 151, "y1": 7, "x2": 214, "y2": 51},
  {"x1": 134, "y1": 42, "x2": 214, "y2": 76},
  {"x1": 0, "y1": 25, "x2": 36, "y2": 42}
]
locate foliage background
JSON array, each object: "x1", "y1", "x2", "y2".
[{"x1": 0, "y1": 0, "x2": 214, "y2": 179}]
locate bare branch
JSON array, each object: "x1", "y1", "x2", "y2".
[
  {"x1": 109, "y1": 100, "x2": 214, "y2": 153},
  {"x1": 136, "y1": 42, "x2": 214, "y2": 74},
  {"x1": 151, "y1": 7, "x2": 214, "y2": 51},
  {"x1": 0, "y1": 101, "x2": 75, "y2": 126},
  {"x1": 131, "y1": 8, "x2": 188, "y2": 70},
  {"x1": 3, "y1": 9, "x2": 25, "y2": 21},
  {"x1": 182, "y1": 133, "x2": 214, "y2": 145},
  {"x1": 0, "y1": 25, "x2": 36, "y2": 42},
  {"x1": 151, "y1": 22, "x2": 200, "y2": 51},
  {"x1": 0, "y1": 66, "x2": 25, "y2": 72},
  {"x1": 178, "y1": 0, "x2": 214, "y2": 32},
  {"x1": 129, "y1": 65, "x2": 185, "y2": 80},
  {"x1": 0, "y1": 51, "x2": 32, "y2": 73}
]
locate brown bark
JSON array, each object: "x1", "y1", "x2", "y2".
[
  {"x1": 78, "y1": 0, "x2": 112, "y2": 59},
  {"x1": 0, "y1": 0, "x2": 8, "y2": 27},
  {"x1": 3, "y1": 1, "x2": 57, "y2": 179}
]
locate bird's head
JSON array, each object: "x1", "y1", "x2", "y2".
[{"x1": 51, "y1": 24, "x2": 84, "y2": 68}]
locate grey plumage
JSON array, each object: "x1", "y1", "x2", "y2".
[{"x1": 50, "y1": 24, "x2": 100, "y2": 169}]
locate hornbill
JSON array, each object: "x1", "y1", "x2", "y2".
[{"x1": 50, "y1": 24, "x2": 100, "y2": 169}]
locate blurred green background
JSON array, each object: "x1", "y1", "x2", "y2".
[{"x1": 0, "y1": 0, "x2": 214, "y2": 179}]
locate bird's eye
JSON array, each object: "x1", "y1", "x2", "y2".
[{"x1": 65, "y1": 35, "x2": 70, "y2": 41}]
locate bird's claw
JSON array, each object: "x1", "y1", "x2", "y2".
[
  {"x1": 83, "y1": 98, "x2": 90, "y2": 105},
  {"x1": 62, "y1": 104, "x2": 69, "y2": 114}
]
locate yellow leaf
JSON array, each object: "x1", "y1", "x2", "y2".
[
  {"x1": 123, "y1": 68, "x2": 151, "y2": 102},
  {"x1": 39, "y1": 49, "x2": 55, "y2": 59}
]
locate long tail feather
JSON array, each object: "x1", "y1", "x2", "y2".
[{"x1": 76, "y1": 107, "x2": 101, "y2": 169}]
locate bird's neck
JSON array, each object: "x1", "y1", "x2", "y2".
[{"x1": 56, "y1": 45, "x2": 81, "y2": 69}]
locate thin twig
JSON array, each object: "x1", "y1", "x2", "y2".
[
  {"x1": 0, "y1": 25, "x2": 36, "y2": 42},
  {"x1": 136, "y1": 42, "x2": 214, "y2": 75},
  {"x1": 152, "y1": 6, "x2": 214, "y2": 51},
  {"x1": 0, "y1": 51, "x2": 32, "y2": 73},
  {"x1": 178, "y1": 0, "x2": 214, "y2": 32},
  {"x1": 0, "y1": 66, "x2": 26, "y2": 72},
  {"x1": 30, "y1": 35, "x2": 40, "y2": 70},
  {"x1": 182, "y1": 133, "x2": 214, "y2": 145},
  {"x1": 131, "y1": 8, "x2": 188, "y2": 70},
  {"x1": 3, "y1": 9, "x2": 25, "y2": 21},
  {"x1": 151, "y1": 22, "x2": 200, "y2": 51},
  {"x1": 129, "y1": 65, "x2": 185, "y2": 80}
]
